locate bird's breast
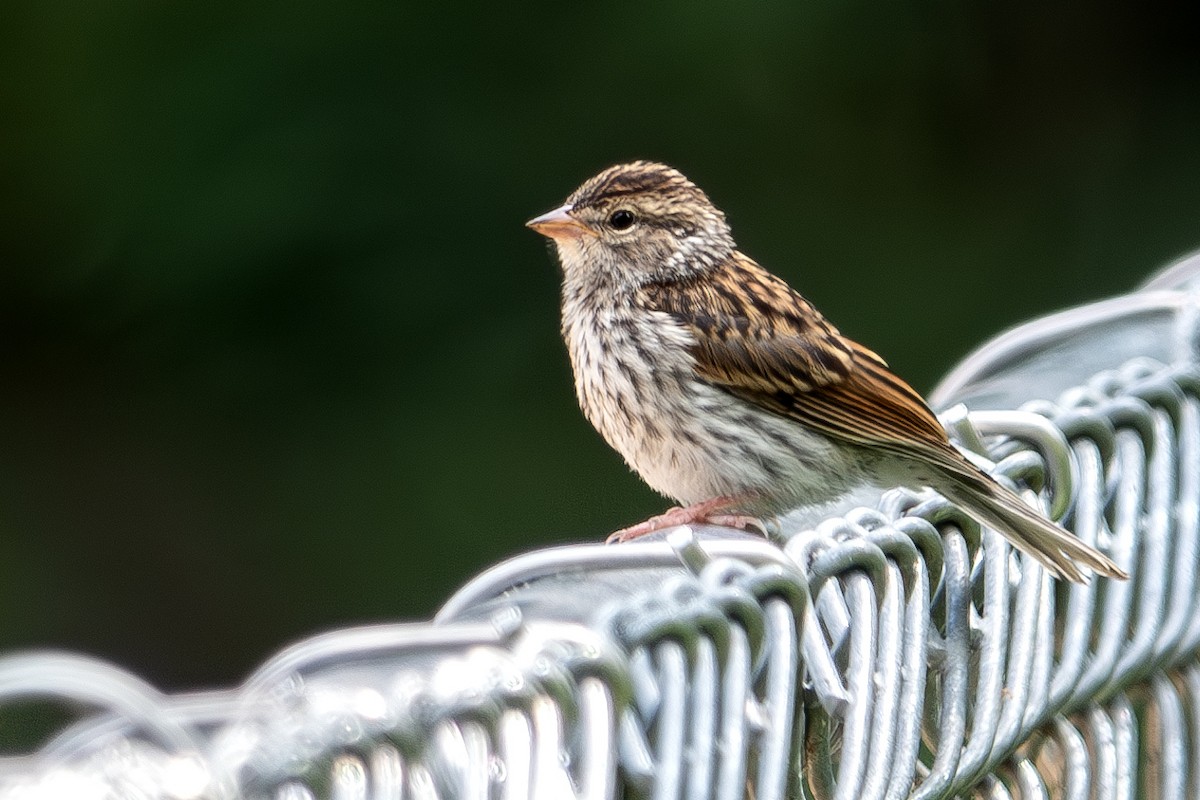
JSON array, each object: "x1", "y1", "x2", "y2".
[
  {"x1": 559, "y1": 296, "x2": 851, "y2": 508},
  {"x1": 561, "y1": 302, "x2": 695, "y2": 457}
]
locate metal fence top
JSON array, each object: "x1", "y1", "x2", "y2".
[{"x1": 930, "y1": 247, "x2": 1200, "y2": 411}]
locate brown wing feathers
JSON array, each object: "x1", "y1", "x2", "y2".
[{"x1": 640, "y1": 253, "x2": 952, "y2": 458}]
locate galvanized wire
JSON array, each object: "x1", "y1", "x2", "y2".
[{"x1": 3, "y1": 258, "x2": 1200, "y2": 800}]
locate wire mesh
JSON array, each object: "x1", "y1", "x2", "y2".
[{"x1": 3, "y1": 254, "x2": 1200, "y2": 800}]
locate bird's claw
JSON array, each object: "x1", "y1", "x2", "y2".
[{"x1": 606, "y1": 500, "x2": 766, "y2": 543}]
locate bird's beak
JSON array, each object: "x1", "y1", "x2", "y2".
[{"x1": 526, "y1": 204, "x2": 595, "y2": 240}]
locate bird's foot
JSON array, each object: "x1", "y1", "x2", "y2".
[{"x1": 606, "y1": 497, "x2": 766, "y2": 543}]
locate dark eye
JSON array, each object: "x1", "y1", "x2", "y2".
[{"x1": 608, "y1": 209, "x2": 636, "y2": 231}]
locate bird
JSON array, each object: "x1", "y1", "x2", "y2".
[{"x1": 526, "y1": 160, "x2": 1125, "y2": 583}]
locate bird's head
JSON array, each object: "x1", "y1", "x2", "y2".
[{"x1": 527, "y1": 161, "x2": 735, "y2": 291}]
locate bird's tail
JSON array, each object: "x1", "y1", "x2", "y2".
[{"x1": 934, "y1": 466, "x2": 1126, "y2": 584}]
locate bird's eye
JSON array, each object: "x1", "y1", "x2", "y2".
[{"x1": 608, "y1": 209, "x2": 636, "y2": 231}]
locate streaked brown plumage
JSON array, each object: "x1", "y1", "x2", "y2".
[{"x1": 528, "y1": 161, "x2": 1125, "y2": 582}]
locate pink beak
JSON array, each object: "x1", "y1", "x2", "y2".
[{"x1": 526, "y1": 204, "x2": 595, "y2": 239}]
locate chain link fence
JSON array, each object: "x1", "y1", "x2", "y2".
[{"x1": 3, "y1": 252, "x2": 1200, "y2": 799}]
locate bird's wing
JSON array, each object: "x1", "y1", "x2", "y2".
[{"x1": 638, "y1": 252, "x2": 953, "y2": 460}]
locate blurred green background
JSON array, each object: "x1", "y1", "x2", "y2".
[{"x1": 2, "y1": 1, "x2": 1199, "y2": 690}]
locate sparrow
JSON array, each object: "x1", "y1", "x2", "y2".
[{"x1": 527, "y1": 161, "x2": 1124, "y2": 583}]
